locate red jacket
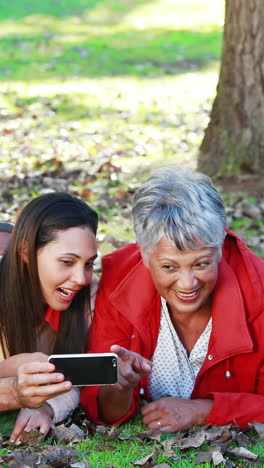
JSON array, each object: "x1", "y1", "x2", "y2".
[{"x1": 81, "y1": 230, "x2": 264, "y2": 427}]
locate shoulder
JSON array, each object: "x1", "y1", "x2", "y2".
[
  {"x1": 100, "y1": 243, "x2": 142, "y2": 283},
  {"x1": 223, "y1": 229, "x2": 264, "y2": 320},
  {"x1": 224, "y1": 229, "x2": 264, "y2": 277}
]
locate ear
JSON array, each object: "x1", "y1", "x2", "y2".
[{"x1": 18, "y1": 240, "x2": 29, "y2": 263}]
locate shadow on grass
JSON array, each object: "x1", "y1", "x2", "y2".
[{"x1": 0, "y1": 28, "x2": 222, "y2": 80}]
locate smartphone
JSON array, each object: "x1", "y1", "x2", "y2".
[{"x1": 48, "y1": 353, "x2": 118, "y2": 386}]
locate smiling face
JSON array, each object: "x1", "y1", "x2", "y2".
[
  {"x1": 36, "y1": 226, "x2": 97, "y2": 311},
  {"x1": 145, "y1": 236, "x2": 220, "y2": 316}
]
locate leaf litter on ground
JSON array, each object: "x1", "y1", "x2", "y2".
[{"x1": 2, "y1": 407, "x2": 264, "y2": 467}]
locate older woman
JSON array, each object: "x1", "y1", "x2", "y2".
[{"x1": 81, "y1": 167, "x2": 264, "y2": 432}]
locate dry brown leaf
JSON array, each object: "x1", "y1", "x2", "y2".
[
  {"x1": 163, "y1": 443, "x2": 175, "y2": 458},
  {"x1": 161, "y1": 432, "x2": 186, "y2": 447},
  {"x1": 228, "y1": 446, "x2": 258, "y2": 460},
  {"x1": 133, "y1": 453, "x2": 154, "y2": 466},
  {"x1": 205, "y1": 424, "x2": 231, "y2": 442},
  {"x1": 20, "y1": 428, "x2": 45, "y2": 446},
  {"x1": 2, "y1": 448, "x2": 40, "y2": 467},
  {"x1": 211, "y1": 450, "x2": 226, "y2": 466},
  {"x1": 178, "y1": 430, "x2": 206, "y2": 449},
  {"x1": 41, "y1": 445, "x2": 78, "y2": 464},
  {"x1": 136, "y1": 428, "x2": 162, "y2": 442},
  {"x1": 105, "y1": 425, "x2": 122, "y2": 440},
  {"x1": 52, "y1": 423, "x2": 85, "y2": 444},
  {"x1": 152, "y1": 464, "x2": 171, "y2": 468},
  {"x1": 252, "y1": 421, "x2": 264, "y2": 439}
]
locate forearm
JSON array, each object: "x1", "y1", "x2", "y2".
[
  {"x1": 98, "y1": 386, "x2": 134, "y2": 424},
  {"x1": 0, "y1": 377, "x2": 21, "y2": 411}
]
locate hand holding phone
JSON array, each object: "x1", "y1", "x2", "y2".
[{"x1": 48, "y1": 353, "x2": 118, "y2": 386}]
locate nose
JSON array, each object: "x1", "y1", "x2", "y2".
[
  {"x1": 72, "y1": 267, "x2": 92, "y2": 287},
  {"x1": 176, "y1": 269, "x2": 198, "y2": 290}
]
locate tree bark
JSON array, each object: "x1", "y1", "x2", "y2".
[{"x1": 198, "y1": 0, "x2": 264, "y2": 176}]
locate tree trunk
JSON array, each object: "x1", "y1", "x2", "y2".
[{"x1": 198, "y1": 0, "x2": 264, "y2": 176}]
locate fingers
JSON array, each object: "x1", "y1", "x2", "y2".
[
  {"x1": 10, "y1": 411, "x2": 30, "y2": 444},
  {"x1": 39, "y1": 420, "x2": 55, "y2": 435},
  {"x1": 110, "y1": 345, "x2": 151, "y2": 373},
  {"x1": 131, "y1": 355, "x2": 151, "y2": 374},
  {"x1": 18, "y1": 361, "x2": 56, "y2": 375},
  {"x1": 31, "y1": 352, "x2": 49, "y2": 363},
  {"x1": 18, "y1": 371, "x2": 65, "y2": 388},
  {"x1": 110, "y1": 345, "x2": 133, "y2": 361},
  {"x1": 10, "y1": 406, "x2": 55, "y2": 445},
  {"x1": 19, "y1": 381, "x2": 72, "y2": 405},
  {"x1": 141, "y1": 400, "x2": 157, "y2": 416}
]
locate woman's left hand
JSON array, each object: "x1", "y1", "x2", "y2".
[
  {"x1": 141, "y1": 397, "x2": 213, "y2": 433},
  {"x1": 10, "y1": 403, "x2": 55, "y2": 444}
]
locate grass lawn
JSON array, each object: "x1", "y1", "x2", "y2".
[{"x1": 0, "y1": 0, "x2": 225, "y2": 241}]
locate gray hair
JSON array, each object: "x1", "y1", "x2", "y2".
[{"x1": 133, "y1": 166, "x2": 226, "y2": 254}]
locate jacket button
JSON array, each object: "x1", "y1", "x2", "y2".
[
  {"x1": 208, "y1": 354, "x2": 213, "y2": 360},
  {"x1": 131, "y1": 334, "x2": 136, "y2": 339}
]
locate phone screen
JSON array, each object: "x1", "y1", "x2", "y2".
[{"x1": 49, "y1": 353, "x2": 118, "y2": 386}]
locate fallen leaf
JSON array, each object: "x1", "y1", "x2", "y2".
[
  {"x1": 252, "y1": 421, "x2": 264, "y2": 439},
  {"x1": 212, "y1": 450, "x2": 225, "y2": 466},
  {"x1": 152, "y1": 464, "x2": 171, "y2": 468},
  {"x1": 105, "y1": 425, "x2": 122, "y2": 440},
  {"x1": 52, "y1": 424, "x2": 85, "y2": 444},
  {"x1": 228, "y1": 446, "x2": 258, "y2": 460},
  {"x1": 133, "y1": 453, "x2": 154, "y2": 466},
  {"x1": 41, "y1": 445, "x2": 78, "y2": 464},
  {"x1": 20, "y1": 428, "x2": 45, "y2": 446},
  {"x1": 162, "y1": 443, "x2": 176, "y2": 458},
  {"x1": 137, "y1": 429, "x2": 162, "y2": 442},
  {"x1": 178, "y1": 430, "x2": 206, "y2": 449},
  {"x1": 71, "y1": 462, "x2": 90, "y2": 468}
]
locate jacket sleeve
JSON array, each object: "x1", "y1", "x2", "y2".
[
  {"x1": 205, "y1": 362, "x2": 264, "y2": 427},
  {"x1": 47, "y1": 387, "x2": 80, "y2": 424},
  {"x1": 80, "y1": 285, "x2": 140, "y2": 425}
]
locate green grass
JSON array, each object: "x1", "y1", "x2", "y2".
[{"x1": 0, "y1": 0, "x2": 223, "y2": 80}]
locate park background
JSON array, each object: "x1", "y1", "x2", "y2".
[{"x1": 0, "y1": 1, "x2": 264, "y2": 466}]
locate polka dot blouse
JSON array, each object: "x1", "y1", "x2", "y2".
[{"x1": 148, "y1": 298, "x2": 212, "y2": 401}]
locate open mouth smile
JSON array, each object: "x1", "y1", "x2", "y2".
[
  {"x1": 175, "y1": 289, "x2": 200, "y2": 301},
  {"x1": 57, "y1": 287, "x2": 79, "y2": 302}
]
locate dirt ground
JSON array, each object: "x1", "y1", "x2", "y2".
[{"x1": 213, "y1": 175, "x2": 264, "y2": 199}]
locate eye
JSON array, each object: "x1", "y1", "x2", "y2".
[
  {"x1": 161, "y1": 264, "x2": 175, "y2": 271},
  {"x1": 61, "y1": 259, "x2": 73, "y2": 266},
  {"x1": 86, "y1": 261, "x2": 95, "y2": 269},
  {"x1": 196, "y1": 261, "x2": 210, "y2": 268}
]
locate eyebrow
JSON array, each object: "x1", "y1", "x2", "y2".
[
  {"x1": 61, "y1": 253, "x2": 98, "y2": 260},
  {"x1": 160, "y1": 253, "x2": 214, "y2": 262}
]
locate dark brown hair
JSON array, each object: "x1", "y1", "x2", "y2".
[{"x1": 0, "y1": 192, "x2": 98, "y2": 357}]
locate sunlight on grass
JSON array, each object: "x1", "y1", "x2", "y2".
[
  {"x1": 121, "y1": 0, "x2": 224, "y2": 30},
  {"x1": 1, "y1": 65, "x2": 219, "y2": 175}
]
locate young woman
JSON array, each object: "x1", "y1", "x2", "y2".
[{"x1": 0, "y1": 192, "x2": 98, "y2": 443}]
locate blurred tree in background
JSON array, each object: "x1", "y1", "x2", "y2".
[{"x1": 199, "y1": 0, "x2": 264, "y2": 177}]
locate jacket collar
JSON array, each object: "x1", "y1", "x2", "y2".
[
  {"x1": 107, "y1": 250, "x2": 253, "y2": 359},
  {"x1": 108, "y1": 257, "x2": 161, "y2": 334}
]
